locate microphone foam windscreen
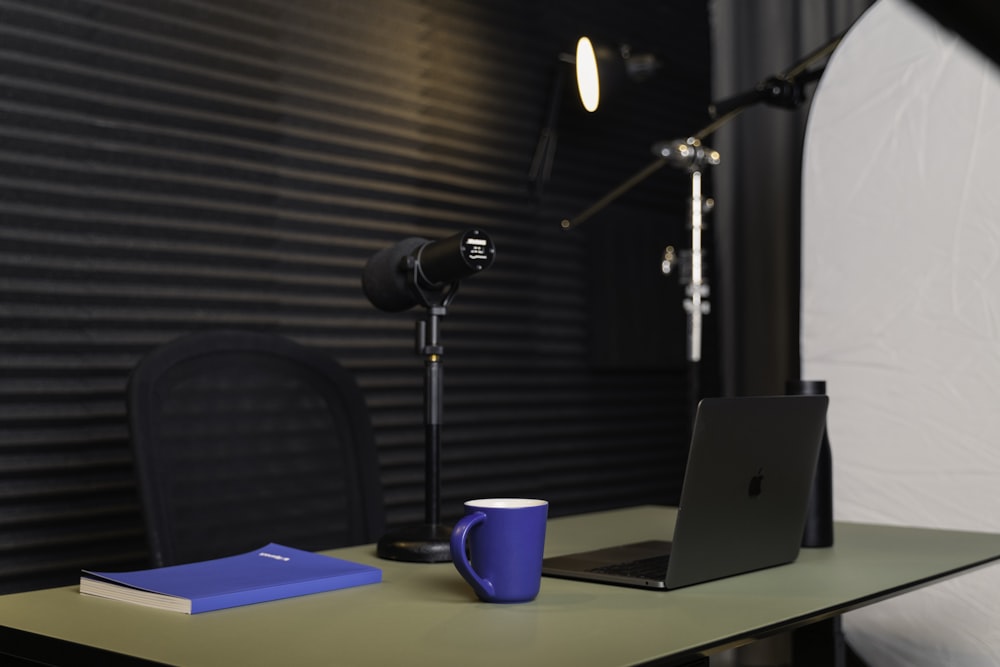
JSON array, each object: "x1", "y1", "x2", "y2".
[{"x1": 361, "y1": 237, "x2": 427, "y2": 312}]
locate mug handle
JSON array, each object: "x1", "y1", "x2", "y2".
[{"x1": 450, "y1": 511, "x2": 495, "y2": 600}]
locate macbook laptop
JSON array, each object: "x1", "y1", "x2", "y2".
[{"x1": 541, "y1": 394, "x2": 829, "y2": 590}]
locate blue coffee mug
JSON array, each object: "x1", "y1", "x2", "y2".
[{"x1": 450, "y1": 498, "x2": 548, "y2": 603}]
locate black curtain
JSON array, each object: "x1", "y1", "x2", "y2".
[{"x1": 709, "y1": 0, "x2": 873, "y2": 397}]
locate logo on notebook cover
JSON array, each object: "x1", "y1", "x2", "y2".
[{"x1": 747, "y1": 468, "x2": 764, "y2": 498}]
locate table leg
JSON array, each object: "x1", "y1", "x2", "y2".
[{"x1": 792, "y1": 616, "x2": 846, "y2": 667}]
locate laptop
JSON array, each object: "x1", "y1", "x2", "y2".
[{"x1": 541, "y1": 395, "x2": 829, "y2": 590}]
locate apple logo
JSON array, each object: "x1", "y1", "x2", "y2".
[{"x1": 747, "y1": 468, "x2": 764, "y2": 498}]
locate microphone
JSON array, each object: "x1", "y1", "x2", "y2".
[{"x1": 362, "y1": 229, "x2": 496, "y2": 312}]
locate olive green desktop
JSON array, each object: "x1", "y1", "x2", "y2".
[{"x1": 2, "y1": 506, "x2": 999, "y2": 667}]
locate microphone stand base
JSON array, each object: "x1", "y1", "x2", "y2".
[{"x1": 376, "y1": 523, "x2": 453, "y2": 563}]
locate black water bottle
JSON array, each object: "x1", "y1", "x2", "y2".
[{"x1": 787, "y1": 379, "x2": 834, "y2": 547}]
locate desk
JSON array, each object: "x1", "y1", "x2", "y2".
[{"x1": 1, "y1": 506, "x2": 999, "y2": 667}]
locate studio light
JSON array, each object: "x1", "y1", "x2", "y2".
[
  {"x1": 574, "y1": 36, "x2": 660, "y2": 112},
  {"x1": 528, "y1": 37, "x2": 658, "y2": 194}
]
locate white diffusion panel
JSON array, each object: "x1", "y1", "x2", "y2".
[{"x1": 801, "y1": 0, "x2": 1000, "y2": 665}]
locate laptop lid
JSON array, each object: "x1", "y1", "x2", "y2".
[
  {"x1": 665, "y1": 394, "x2": 828, "y2": 588},
  {"x1": 541, "y1": 395, "x2": 829, "y2": 590}
]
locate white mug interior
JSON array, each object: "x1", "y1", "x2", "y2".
[{"x1": 465, "y1": 498, "x2": 547, "y2": 509}]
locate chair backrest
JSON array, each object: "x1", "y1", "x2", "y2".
[{"x1": 127, "y1": 330, "x2": 384, "y2": 567}]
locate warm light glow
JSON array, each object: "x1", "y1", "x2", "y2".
[{"x1": 575, "y1": 37, "x2": 600, "y2": 112}]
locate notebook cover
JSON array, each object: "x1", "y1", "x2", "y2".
[{"x1": 81, "y1": 543, "x2": 381, "y2": 613}]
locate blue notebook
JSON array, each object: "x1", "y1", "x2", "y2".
[{"x1": 80, "y1": 543, "x2": 381, "y2": 614}]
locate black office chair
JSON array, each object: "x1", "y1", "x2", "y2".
[{"x1": 126, "y1": 330, "x2": 385, "y2": 567}]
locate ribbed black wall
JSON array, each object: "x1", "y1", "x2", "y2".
[{"x1": 0, "y1": 0, "x2": 710, "y2": 592}]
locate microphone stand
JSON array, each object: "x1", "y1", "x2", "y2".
[
  {"x1": 376, "y1": 281, "x2": 459, "y2": 563},
  {"x1": 559, "y1": 31, "x2": 843, "y2": 422}
]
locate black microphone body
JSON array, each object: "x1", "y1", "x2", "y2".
[{"x1": 362, "y1": 229, "x2": 496, "y2": 312}]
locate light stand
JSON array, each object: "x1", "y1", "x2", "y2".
[
  {"x1": 651, "y1": 138, "x2": 720, "y2": 420},
  {"x1": 376, "y1": 279, "x2": 458, "y2": 563},
  {"x1": 560, "y1": 32, "x2": 843, "y2": 420}
]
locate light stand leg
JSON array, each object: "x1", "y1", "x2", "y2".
[{"x1": 377, "y1": 306, "x2": 452, "y2": 562}]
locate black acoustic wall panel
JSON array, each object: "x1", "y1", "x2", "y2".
[{"x1": 0, "y1": 0, "x2": 710, "y2": 592}]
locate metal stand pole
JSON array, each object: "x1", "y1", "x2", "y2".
[
  {"x1": 684, "y1": 166, "x2": 709, "y2": 365},
  {"x1": 376, "y1": 307, "x2": 454, "y2": 563},
  {"x1": 421, "y1": 307, "x2": 445, "y2": 527}
]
